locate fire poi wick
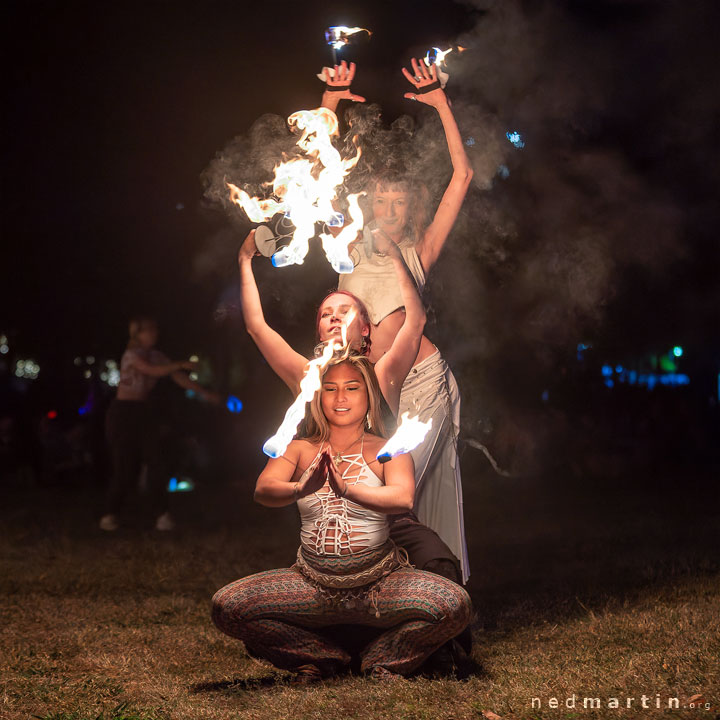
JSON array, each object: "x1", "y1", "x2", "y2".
[
  {"x1": 376, "y1": 412, "x2": 433, "y2": 464},
  {"x1": 422, "y1": 45, "x2": 466, "y2": 89},
  {"x1": 262, "y1": 309, "x2": 357, "y2": 459},
  {"x1": 325, "y1": 26, "x2": 372, "y2": 65},
  {"x1": 227, "y1": 107, "x2": 362, "y2": 273}
]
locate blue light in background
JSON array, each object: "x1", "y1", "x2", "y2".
[
  {"x1": 496, "y1": 165, "x2": 510, "y2": 179},
  {"x1": 506, "y1": 131, "x2": 525, "y2": 149},
  {"x1": 465, "y1": 137, "x2": 476, "y2": 146},
  {"x1": 168, "y1": 477, "x2": 195, "y2": 492},
  {"x1": 601, "y1": 364, "x2": 613, "y2": 377},
  {"x1": 673, "y1": 346, "x2": 684, "y2": 358},
  {"x1": 604, "y1": 379, "x2": 614, "y2": 388},
  {"x1": 226, "y1": 396, "x2": 243, "y2": 413}
]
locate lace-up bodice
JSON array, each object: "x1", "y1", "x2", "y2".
[{"x1": 297, "y1": 444, "x2": 389, "y2": 556}]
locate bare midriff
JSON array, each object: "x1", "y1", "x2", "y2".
[{"x1": 367, "y1": 309, "x2": 436, "y2": 366}]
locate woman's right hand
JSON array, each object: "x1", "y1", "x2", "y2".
[
  {"x1": 238, "y1": 230, "x2": 258, "y2": 263},
  {"x1": 321, "y1": 61, "x2": 366, "y2": 104},
  {"x1": 294, "y1": 450, "x2": 330, "y2": 498}
]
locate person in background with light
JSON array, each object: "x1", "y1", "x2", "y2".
[
  {"x1": 212, "y1": 354, "x2": 472, "y2": 682},
  {"x1": 319, "y1": 58, "x2": 474, "y2": 584},
  {"x1": 99, "y1": 316, "x2": 220, "y2": 532}
]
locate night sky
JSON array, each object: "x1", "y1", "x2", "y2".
[{"x1": 3, "y1": 0, "x2": 718, "y2": 384}]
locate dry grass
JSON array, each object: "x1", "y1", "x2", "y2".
[{"x1": 1, "y1": 462, "x2": 718, "y2": 720}]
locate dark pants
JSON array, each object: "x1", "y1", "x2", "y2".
[
  {"x1": 104, "y1": 399, "x2": 167, "y2": 518},
  {"x1": 389, "y1": 512, "x2": 461, "y2": 583}
]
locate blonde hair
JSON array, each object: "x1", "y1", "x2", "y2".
[
  {"x1": 302, "y1": 354, "x2": 388, "y2": 444},
  {"x1": 127, "y1": 316, "x2": 157, "y2": 350}
]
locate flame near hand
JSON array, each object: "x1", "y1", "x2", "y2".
[
  {"x1": 376, "y1": 412, "x2": 433, "y2": 463},
  {"x1": 228, "y1": 107, "x2": 362, "y2": 272}
]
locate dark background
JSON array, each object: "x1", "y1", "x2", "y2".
[{"x1": 2, "y1": 0, "x2": 719, "y2": 483}]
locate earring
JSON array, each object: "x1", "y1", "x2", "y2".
[
  {"x1": 366, "y1": 412, "x2": 372, "y2": 430},
  {"x1": 360, "y1": 335, "x2": 368, "y2": 353}
]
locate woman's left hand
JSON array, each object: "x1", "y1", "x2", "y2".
[
  {"x1": 401, "y1": 58, "x2": 447, "y2": 108},
  {"x1": 324, "y1": 449, "x2": 349, "y2": 499}
]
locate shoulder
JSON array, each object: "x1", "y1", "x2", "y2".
[
  {"x1": 286, "y1": 439, "x2": 320, "y2": 463},
  {"x1": 122, "y1": 348, "x2": 142, "y2": 364}
]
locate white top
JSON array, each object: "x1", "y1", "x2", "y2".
[
  {"x1": 338, "y1": 226, "x2": 425, "y2": 325},
  {"x1": 297, "y1": 444, "x2": 389, "y2": 556}
]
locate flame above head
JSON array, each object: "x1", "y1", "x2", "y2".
[
  {"x1": 228, "y1": 107, "x2": 363, "y2": 271},
  {"x1": 376, "y1": 412, "x2": 433, "y2": 463},
  {"x1": 340, "y1": 306, "x2": 357, "y2": 347},
  {"x1": 325, "y1": 26, "x2": 372, "y2": 50},
  {"x1": 263, "y1": 340, "x2": 336, "y2": 459},
  {"x1": 263, "y1": 309, "x2": 358, "y2": 459},
  {"x1": 320, "y1": 192, "x2": 364, "y2": 274}
]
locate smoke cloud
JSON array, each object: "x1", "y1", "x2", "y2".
[{"x1": 199, "y1": 0, "x2": 717, "y2": 473}]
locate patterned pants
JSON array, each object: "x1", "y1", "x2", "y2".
[{"x1": 212, "y1": 560, "x2": 472, "y2": 676}]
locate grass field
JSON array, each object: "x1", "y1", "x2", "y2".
[{"x1": 1, "y1": 455, "x2": 718, "y2": 720}]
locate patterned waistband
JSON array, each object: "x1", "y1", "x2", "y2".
[{"x1": 295, "y1": 540, "x2": 410, "y2": 590}]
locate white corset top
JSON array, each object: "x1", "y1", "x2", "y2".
[{"x1": 296, "y1": 447, "x2": 389, "y2": 556}]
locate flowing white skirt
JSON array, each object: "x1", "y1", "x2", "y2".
[{"x1": 398, "y1": 350, "x2": 470, "y2": 583}]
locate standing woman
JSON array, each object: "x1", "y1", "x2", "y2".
[
  {"x1": 321, "y1": 59, "x2": 474, "y2": 582},
  {"x1": 100, "y1": 316, "x2": 219, "y2": 532}
]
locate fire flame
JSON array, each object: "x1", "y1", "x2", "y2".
[
  {"x1": 376, "y1": 412, "x2": 433, "y2": 463},
  {"x1": 325, "y1": 26, "x2": 372, "y2": 50},
  {"x1": 228, "y1": 107, "x2": 362, "y2": 272},
  {"x1": 263, "y1": 308, "x2": 357, "y2": 459}
]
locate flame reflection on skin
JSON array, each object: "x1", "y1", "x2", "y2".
[
  {"x1": 376, "y1": 412, "x2": 433, "y2": 463},
  {"x1": 228, "y1": 108, "x2": 362, "y2": 272},
  {"x1": 263, "y1": 308, "x2": 357, "y2": 459}
]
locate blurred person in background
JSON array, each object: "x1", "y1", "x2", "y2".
[{"x1": 99, "y1": 316, "x2": 220, "y2": 532}]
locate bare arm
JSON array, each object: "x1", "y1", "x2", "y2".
[
  {"x1": 169, "y1": 371, "x2": 222, "y2": 404},
  {"x1": 238, "y1": 230, "x2": 308, "y2": 395},
  {"x1": 328, "y1": 449, "x2": 415, "y2": 514},
  {"x1": 402, "y1": 59, "x2": 474, "y2": 272},
  {"x1": 254, "y1": 443, "x2": 327, "y2": 507},
  {"x1": 373, "y1": 235, "x2": 426, "y2": 414},
  {"x1": 131, "y1": 356, "x2": 191, "y2": 379}
]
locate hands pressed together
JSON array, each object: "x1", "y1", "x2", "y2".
[{"x1": 294, "y1": 447, "x2": 347, "y2": 500}]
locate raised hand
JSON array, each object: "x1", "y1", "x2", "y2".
[
  {"x1": 401, "y1": 58, "x2": 448, "y2": 109},
  {"x1": 238, "y1": 229, "x2": 259, "y2": 263},
  {"x1": 320, "y1": 61, "x2": 366, "y2": 109}
]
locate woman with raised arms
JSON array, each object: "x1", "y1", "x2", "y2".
[
  {"x1": 320, "y1": 58, "x2": 474, "y2": 583},
  {"x1": 239, "y1": 229, "x2": 462, "y2": 590},
  {"x1": 212, "y1": 354, "x2": 472, "y2": 682}
]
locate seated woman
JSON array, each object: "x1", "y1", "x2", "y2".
[
  {"x1": 321, "y1": 59, "x2": 474, "y2": 583},
  {"x1": 212, "y1": 354, "x2": 472, "y2": 681}
]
